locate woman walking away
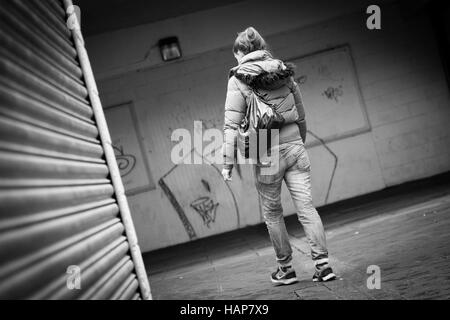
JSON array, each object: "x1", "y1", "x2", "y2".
[{"x1": 221, "y1": 27, "x2": 336, "y2": 285}]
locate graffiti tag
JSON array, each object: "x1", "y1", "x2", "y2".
[
  {"x1": 113, "y1": 144, "x2": 137, "y2": 177},
  {"x1": 190, "y1": 196, "x2": 219, "y2": 228}
]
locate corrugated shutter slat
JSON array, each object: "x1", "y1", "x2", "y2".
[
  {"x1": 0, "y1": 6, "x2": 83, "y2": 81},
  {"x1": 31, "y1": 237, "x2": 129, "y2": 299}
]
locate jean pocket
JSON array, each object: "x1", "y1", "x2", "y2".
[
  {"x1": 296, "y1": 148, "x2": 311, "y2": 172},
  {"x1": 255, "y1": 164, "x2": 281, "y2": 184}
]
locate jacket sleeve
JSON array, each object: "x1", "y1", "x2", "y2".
[
  {"x1": 290, "y1": 78, "x2": 307, "y2": 143},
  {"x1": 222, "y1": 76, "x2": 247, "y2": 170}
]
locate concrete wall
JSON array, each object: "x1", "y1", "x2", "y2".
[{"x1": 86, "y1": 1, "x2": 450, "y2": 252}]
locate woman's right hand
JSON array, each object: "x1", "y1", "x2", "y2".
[{"x1": 222, "y1": 168, "x2": 232, "y2": 181}]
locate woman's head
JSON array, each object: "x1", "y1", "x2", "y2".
[{"x1": 233, "y1": 27, "x2": 267, "y2": 62}]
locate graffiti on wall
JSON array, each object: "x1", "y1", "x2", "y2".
[
  {"x1": 112, "y1": 144, "x2": 137, "y2": 177},
  {"x1": 291, "y1": 45, "x2": 371, "y2": 141},
  {"x1": 159, "y1": 147, "x2": 240, "y2": 240},
  {"x1": 190, "y1": 196, "x2": 219, "y2": 228},
  {"x1": 104, "y1": 102, "x2": 156, "y2": 194},
  {"x1": 322, "y1": 85, "x2": 344, "y2": 102}
]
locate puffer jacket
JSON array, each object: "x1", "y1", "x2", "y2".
[{"x1": 222, "y1": 50, "x2": 307, "y2": 169}]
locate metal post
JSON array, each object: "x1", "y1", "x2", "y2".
[{"x1": 62, "y1": 0, "x2": 152, "y2": 300}]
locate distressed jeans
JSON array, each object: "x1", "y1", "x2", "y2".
[{"x1": 254, "y1": 141, "x2": 328, "y2": 267}]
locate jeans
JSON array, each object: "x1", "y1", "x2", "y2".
[{"x1": 254, "y1": 140, "x2": 329, "y2": 267}]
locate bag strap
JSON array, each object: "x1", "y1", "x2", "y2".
[
  {"x1": 240, "y1": 90, "x2": 256, "y2": 130},
  {"x1": 252, "y1": 87, "x2": 290, "y2": 109}
]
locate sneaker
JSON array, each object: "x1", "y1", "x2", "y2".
[
  {"x1": 312, "y1": 266, "x2": 336, "y2": 282},
  {"x1": 271, "y1": 265, "x2": 298, "y2": 285}
]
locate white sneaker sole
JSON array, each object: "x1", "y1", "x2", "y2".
[
  {"x1": 271, "y1": 277, "x2": 298, "y2": 285},
  {"x1": 313, "y1": 273, "x2": 336, "y2": 282}
]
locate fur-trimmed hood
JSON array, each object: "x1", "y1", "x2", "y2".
[{"x1": 229, "y1": 50, "x2": 295, "y2": 90}]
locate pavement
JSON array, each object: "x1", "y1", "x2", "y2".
[{"x1": 143, "y1": 172, "x2": 450, "y2": 300}]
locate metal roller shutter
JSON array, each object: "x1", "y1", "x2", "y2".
[{"x1": 0, "y1": 0, "x2": 152, "y2": 299}]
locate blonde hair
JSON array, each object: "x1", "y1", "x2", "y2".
[{"x1": 233, "y1": 26, "x2": 267, "y2": 55}]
